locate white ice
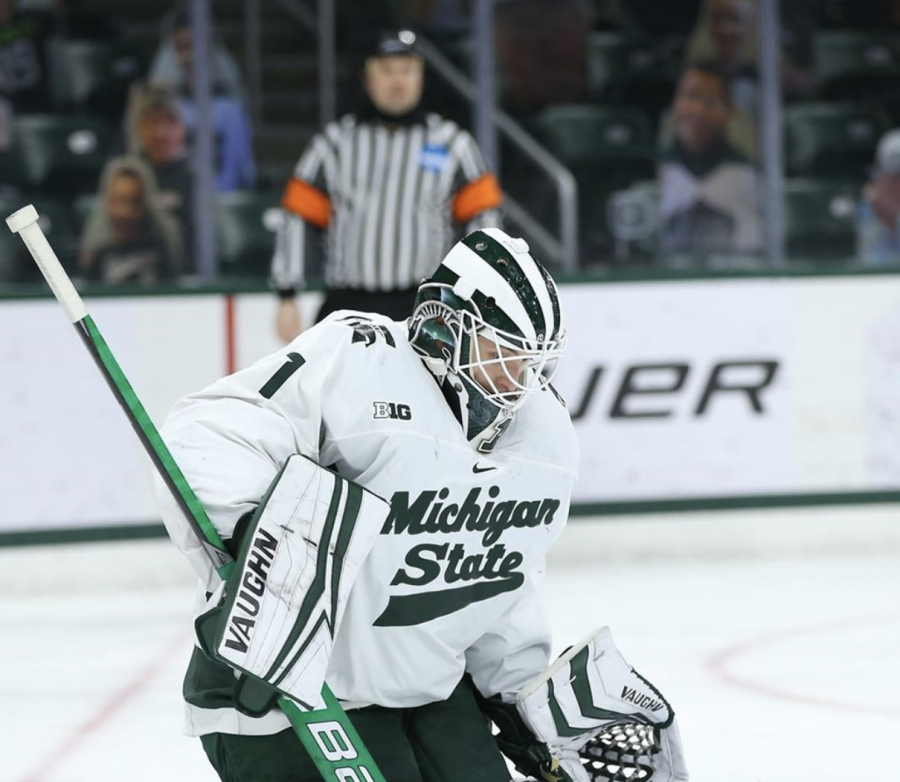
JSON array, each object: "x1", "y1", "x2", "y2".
[{"x1": 1, "y1": 506, "x2": 898, "y2": 782}]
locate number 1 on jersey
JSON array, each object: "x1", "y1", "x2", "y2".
[{"x1": 260, "y1": 352, "x2": 306, "y2": 399}]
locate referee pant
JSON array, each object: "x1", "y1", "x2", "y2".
[{"x1": 315, "y1": 286, "x2": 419, "y2": 325}]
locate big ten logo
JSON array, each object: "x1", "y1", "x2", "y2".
[
  {"x1": 307, "y1": 720, "x2": 377, "y2": 782},
  {"x1": 373, "y1": 402, "x2": 412, "y2": 420},
  {"x1": 569, "y1": 360, "x2": 780, "y2": 421}
]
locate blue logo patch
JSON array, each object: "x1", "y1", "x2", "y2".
[{"x1": 420, "y1": 144, "x2": 450, "y2": 172}]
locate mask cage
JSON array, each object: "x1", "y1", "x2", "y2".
[{"x1": 454, "y1": 309, "x2": 565, "y2": 411}]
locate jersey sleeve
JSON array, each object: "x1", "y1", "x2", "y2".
[
  {"x1": 449, "y1": 130, "x2": 504, "y2": 232},
  {"x1": 270, "y1": 129, "x2": 335, "y2": 292},
  {"x1": 156, "y1": 322, "x2": 348, "y2": 587},
  {"x1": 464, "y1": 566, "x2": 553, "y2": 700}
]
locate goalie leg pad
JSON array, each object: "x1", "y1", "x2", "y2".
[
  {"x1": 198, "y1": 454, "x2": 390, "y2": 713},
  {"x1": 515, "y1": 627, "x2": 688, "y2": 782}
]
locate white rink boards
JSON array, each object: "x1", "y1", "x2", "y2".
[{"x1": 10, "y1": 277, "x2": 900, "y2": 536}]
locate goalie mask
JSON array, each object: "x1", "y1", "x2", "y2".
[{"x1": 408, "y1": 228, "x2": 566, "y2": 453}]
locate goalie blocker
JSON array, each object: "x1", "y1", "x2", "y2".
[
  {"x1": 196, "y1": 454, "x2": 390, "y2": 715},
  {"x1": 485, "y1": 627, "x2": 688, "y2": 782}
]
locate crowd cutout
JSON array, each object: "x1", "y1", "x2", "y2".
[{"x1": 2, "y1": 0, "x2": 900, "y2": 285}]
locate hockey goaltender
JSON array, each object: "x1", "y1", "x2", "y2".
[{"x1": 157, "y1": 228, "x2": 689, "y2": 782}]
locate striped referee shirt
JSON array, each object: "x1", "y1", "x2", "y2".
[{"x1": 270, "y1": 112, "x2": 503, "y2": 292}]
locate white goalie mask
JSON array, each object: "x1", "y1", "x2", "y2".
[{"x1": 408, "y1": 228, "x2": 566, "y2": 452}]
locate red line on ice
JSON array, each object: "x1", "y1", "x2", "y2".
[
  {"x1": 18, "y1": 629, "x2": 192, "y2": 782},
  {"x1": 706, "y1": 611, "x2": 900, "y2": 719}
]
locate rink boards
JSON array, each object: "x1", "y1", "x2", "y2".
[{"x1": 3, "y1": 274, "x2": 900, "y2": 536}]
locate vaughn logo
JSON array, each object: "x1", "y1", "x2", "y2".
[
  {"x1": 374, "y1": 487, "x2": 561, "y2": 628},
  {"x1": 224, "y1": 528, "x2": 278, "y2": 653},
  {"x1": 621, "y1": 686, "x2": 665, "y2": 713}
]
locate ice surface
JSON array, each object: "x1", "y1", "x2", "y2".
[{"x1": 1, "y1": 514, "x2": 898, "y2": 782}]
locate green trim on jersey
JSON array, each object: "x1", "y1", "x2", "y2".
[
  {"x1": 273, "y1": 480, "x2": 364, "y2": 684},
  {"x1": 373, "y1": 573, "x2": 525, "y2": 627}
]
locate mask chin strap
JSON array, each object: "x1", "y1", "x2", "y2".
[
  {"x1": 439, "y1": 374, "x2": 464, "y2": 426},
  {"x1": 421, "y1": 354, "x2": 448, "y2": 379}
]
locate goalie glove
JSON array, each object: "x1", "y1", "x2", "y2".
[
  {"x1": 195, "y1": 454, "x2": 390, "y2": 716},
  {"x1": 480, "y1": 694, "x2": 578, "y2": 782},
  {"x1": 515, "y1": 627, "x2": 688, "y2": 782}
]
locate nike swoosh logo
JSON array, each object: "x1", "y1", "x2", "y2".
[{"x1": 472, "y1": 464, "x2": 497, "y2": 473}]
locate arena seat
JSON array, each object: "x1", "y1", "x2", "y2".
[
  {"x1": 783, "y1": 177, "x2": 860, "y2": 262},
  {"x1": 7, "y1": 114, "x2": 113, "y2": 198},
  {"x1": 812, "y1": 31, "x2": 900, "y2": 101},
  {"x1": 215, "y1": 192, "x2": 282, "y2": 278},
  {"x1": 784, "y1": 102, "x2": 891, "y2": 179},
  {"x1": 537, "y1": 104, "x2": 656, "y2": 261}
]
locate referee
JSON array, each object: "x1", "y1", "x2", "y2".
[{"x1": 270, "y1": 29, "x2": 503, "y2": 342}]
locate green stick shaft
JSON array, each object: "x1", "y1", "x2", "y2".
[
  {"x1": 77, "y1": 317, "x2": 234, "y2": 577},
  {"x1": 79, "y1": 315, "x2": 385, "y2": 782},
  {"x1": 8, "y1": 204, "x2": 387, "y2": 782}
]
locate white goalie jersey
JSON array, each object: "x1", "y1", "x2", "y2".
[{"x1": 157, "y1": 310, "x2": 579, "y2": 736}]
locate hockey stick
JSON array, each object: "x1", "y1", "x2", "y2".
[{"x1": 7, "y1": 205, "x2": 385, "y2": 782}]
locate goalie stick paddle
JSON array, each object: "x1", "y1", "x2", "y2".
[{"x1": 6, "y1": 204, "x2": 386, "y2": 782}]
